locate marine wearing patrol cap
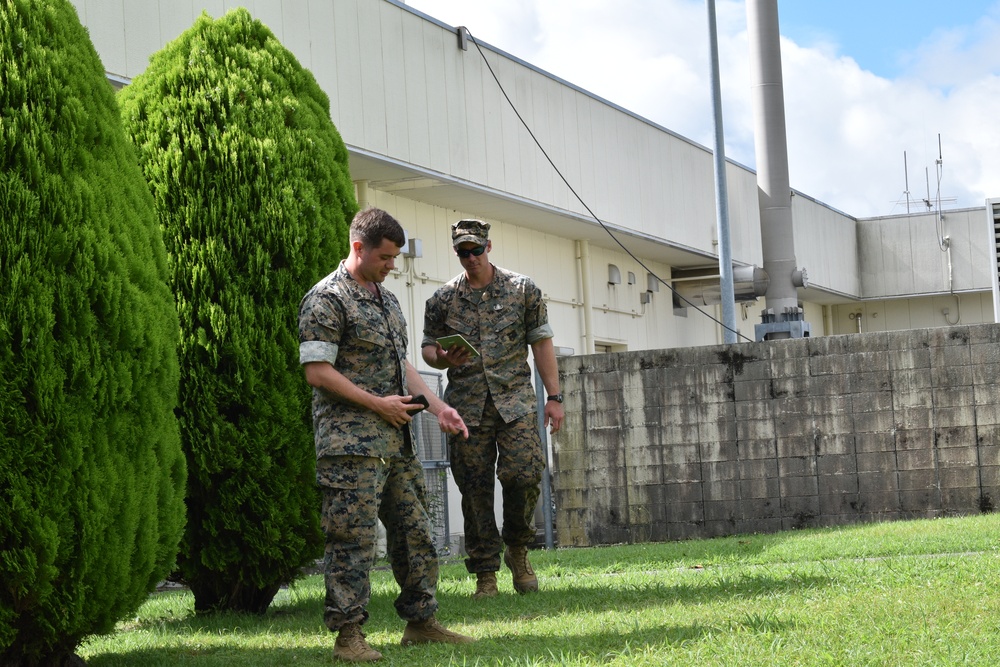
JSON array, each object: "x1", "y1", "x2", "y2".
[{"x1": 451, "y1": 219, "x2": 490, "y2": 247}]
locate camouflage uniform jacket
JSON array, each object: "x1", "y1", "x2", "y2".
[
  {"x1": 299, "y1": 262, "x2": 411, "y2": 459},
  {"x1": 422, "y1": 264, "x2": 553, "y2": 426}
]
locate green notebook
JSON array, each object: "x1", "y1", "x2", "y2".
[{"x1": 436, "y1": 334, "x2": 480, "y2": 358}]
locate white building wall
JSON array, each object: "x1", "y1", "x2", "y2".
[
  {"x1": 828, "y1": 293, "x2": 994, "y2": 335},
  {"x1": 858, "y1": 208, "x2": 993, "y2": 298},
  {"x1": 791, "y1": 195, "x2": 859, "y2": 298}
]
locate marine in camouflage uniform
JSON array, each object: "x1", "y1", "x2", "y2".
[
  {"x1": 300, "y1": 208, "x2": 473, "y2": 660},
  {"x1": 421, "y1": 220, "x2": 564, "y2": 595}
]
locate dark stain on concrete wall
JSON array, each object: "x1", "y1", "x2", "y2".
[{"x1": 553, "y1": 324, "x2": 1000, "y2": 547}]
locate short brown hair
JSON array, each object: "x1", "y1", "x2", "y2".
[{"x1": 350, "y1": 208, "x2": 406, "y2": 249}]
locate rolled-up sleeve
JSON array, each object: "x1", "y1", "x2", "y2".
[
  {"x1": 300, "y1": 340, "x2": 338, "y2": 366},
  {"x1": 299, "y1": 283, "x2": 342, "y2": 367},
  {"x1": 526, "y1": 322, "x2": 554, "y2": 345},
  {"x1": 524, "y1": 280, "x2": 552, "y2": 345}
]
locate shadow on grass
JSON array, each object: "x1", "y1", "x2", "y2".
[
  {"x1": 125, "y1": 568, "x2": 829, "y2": 632},
  {"x1": 84, "y1": 568, "x2": 821, "y2": 666},
  {"x1": 392, "y1": 619, "x2": 798, "y2": 664},
  {"x1": 84, "y1": 613, "x2": 797, "y2": 667},
  {"x1": 84, "y1": 646, "x2": 333, "y2": 667},
  {"x1": 436, "y1": 571, "x2": 833, "y2": 624}
]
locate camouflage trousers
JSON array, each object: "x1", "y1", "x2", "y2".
[
  {"x1": 317, "y1": 453, "x2": 439, "y2": 631},
  {"x1": 448, "y1": 397, "x2": 544, "y2": 573}
]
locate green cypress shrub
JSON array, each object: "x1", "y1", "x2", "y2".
[
  {"x1": 0, "y1": 0, "x2": 186, "y2": 663},
  {"x1": 118, "y1": 8, "x2": 355, "y2": 613}
]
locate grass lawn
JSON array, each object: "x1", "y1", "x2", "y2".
[{"x1": 80, "y1": 514, "x2": 1000, "y2": 666}]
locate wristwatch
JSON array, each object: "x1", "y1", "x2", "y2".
[{"x1": 546, "y1": 393, "x2": 563, "y2": 403}]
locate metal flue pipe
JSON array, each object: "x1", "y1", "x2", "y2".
[{"x1": 746, "y1": 0, "x2": 808, "y2": 339}]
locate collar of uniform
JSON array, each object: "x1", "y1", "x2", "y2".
[
  {"x1": 335, "y1": 261, "x2": 382, "y2": 301},
  {"x1": 456, "y1": 265, "x2": 498, "y2": 295}
]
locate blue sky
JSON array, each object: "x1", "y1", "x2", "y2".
[
  {"x1": 778, "y1": 0, "x2": 1000, "y2": 78},
  {"x1": 403, "y1": 0, "x2": 1000, "y2": 217}
]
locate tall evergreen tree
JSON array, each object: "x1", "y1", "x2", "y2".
[
  {"x1": 0, "y1": 0, "x2": 186, "y2": 663},
  {"x1": 119, "y1": 8, "x2": 355, "y2": 613}
]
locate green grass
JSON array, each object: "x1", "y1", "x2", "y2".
[{"x1": 80, "y1": 514, "x2": 1000, "y2": 666}]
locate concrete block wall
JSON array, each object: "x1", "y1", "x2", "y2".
[{"x1": 553, "y1": 324, "x2": 1000, "y2": 547}]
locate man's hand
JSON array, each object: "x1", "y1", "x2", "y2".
[
  {"x1": 435, "y1": 405, "x2": 469, "y2": 439},
  {"x1": 544, "y1": 401, "x2": 565, "y2": 434},
  {"x1": 375, "y1": 394, "x2": 425, "y2": 428},
  {"x1": 436, "y1": 342, "x2": 472, "y2": 367}
]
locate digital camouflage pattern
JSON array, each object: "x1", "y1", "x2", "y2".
[
  {"x1": 317, "y1": 455, "x2": 438, "y2": 628},
  {"x1": 422, "y1": 263, "x2": 552, "y2": 573},
  {"x1": 421, "y1": 265, "x2": 553, "y2": 426},
  {"x1": 451, "y1": 219, "x2": 490, "y2": 247},
  {"x1": 301, "y1": 262, "x2": 441, "y2": 629},
  {"x1": 299, "y1": 262, "x2": 410, "y2": 458},
  {"x1": 449, "y1": 401, "x2": 543, "y2": 572}
]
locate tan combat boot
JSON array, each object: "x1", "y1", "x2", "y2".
[
  {"x1": 333, "y1": 622, "x2": 382, "y2": 662},
  {"x1": 504, "y1": 545, "x2": 538, "y2": 594},
  {"x1": 401, "y1": 616, "x2": 476, "y2": 646},
  {"x1": 472, "y1": 571, "x2": 498, "y2": 599}
]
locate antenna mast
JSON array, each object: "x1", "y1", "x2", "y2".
[
  {"x1": 935, "y1": 133, "x2": 943, "y2": 213},
  {"x1": 903, "y1": 150, "x2": 910, "y2": 214},
  {"x1": 924, "y1": 167, "x2": 932, "y2": 211},
  {"x1": 935, "y1": 133, "x2": 948, "y2": 251},
  {"x1": 901, "y1": 134, "x2": 955, "y2": 214}
]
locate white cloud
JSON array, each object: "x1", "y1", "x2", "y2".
[{"x1": 405, "y1": 0, "x2": 999, "y2": 217}]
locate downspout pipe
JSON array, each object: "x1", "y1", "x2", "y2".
[
  {"x1": 356, "y1": 179, "x2": 370, "y2": 209},
  {"x1": 578, "y1": 240, "x2": 595, "y2": 355},
  {"x1": 746, "y1": 0, "x2": 809, "y2": 340}
]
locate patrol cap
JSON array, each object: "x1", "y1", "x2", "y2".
[{"x1": 451, "y1": 219, "x2": 490, "y2": 247}]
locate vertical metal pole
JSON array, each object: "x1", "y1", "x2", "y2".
[
  {"x1": 707, "y1": 0, "x2": 737, "y2": 343},
  {"x1": 534, "y1": 365, "x2": 555, "y2": 550},
  {"x1": 904, "y1": 151, "x2": 911, "y2": 215}
]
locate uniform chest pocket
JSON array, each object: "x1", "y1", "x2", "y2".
[
  {"x1": 354, "y1": 323, "x2": 392, "y2": 350},
  {"x1": 493, "y1": 308, "x2": 521, "y2": 334},
  {"x1": 444, "y1": 315, "x2": 475, "y2": 337}
]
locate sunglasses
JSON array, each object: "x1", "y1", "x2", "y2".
[{"x1": 456, "y1": 245, "x2": 487, "y2": 259}]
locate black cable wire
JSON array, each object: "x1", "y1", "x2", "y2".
[{"x1": 467, "y1": 30, "x2": 754, "y2": 344}]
